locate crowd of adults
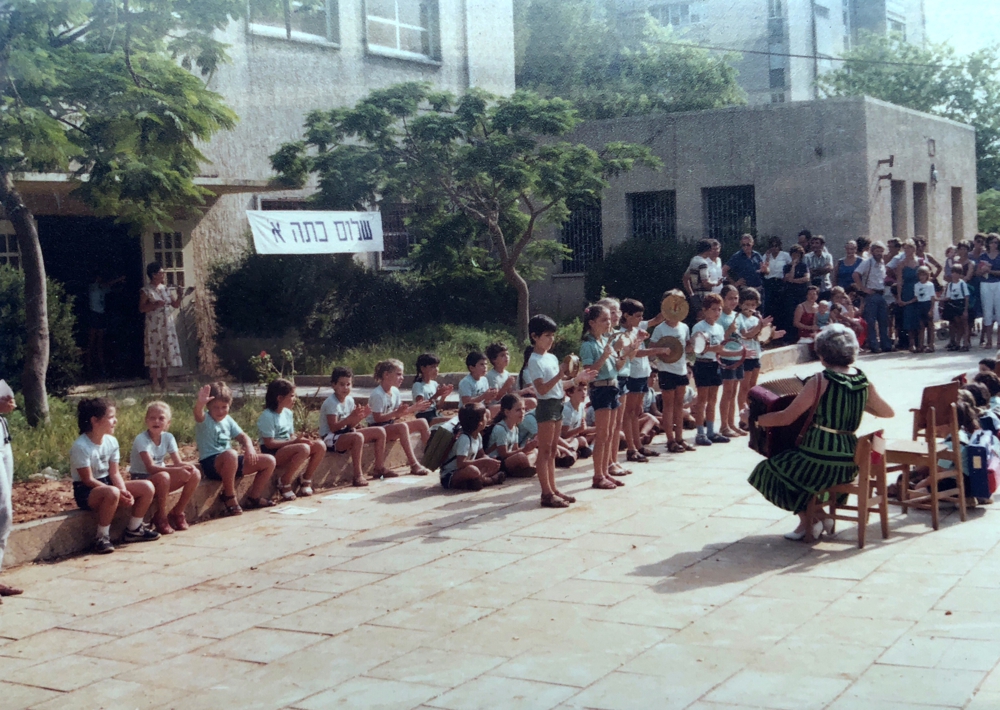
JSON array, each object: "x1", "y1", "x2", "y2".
[{"x1": 684, "y1": 229, "x2": 1000, "y2": 354}]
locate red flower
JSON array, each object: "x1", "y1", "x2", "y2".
[{"x1": 260, "y1": 350, "x2": 268, "y2": 357}]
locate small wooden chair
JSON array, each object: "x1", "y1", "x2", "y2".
[
  {"x1": 886, "y1": 402, "x2": 967, "y2": 530},
  {"x1": 806, "y1": 432, "x2": 890, "y2": 548},
  {"x1": 910, "y1": 381, "x2": 960, "y2": 441}
]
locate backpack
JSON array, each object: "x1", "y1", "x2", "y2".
[
  {"x1": 421, "y1": 418, "x2": 460, "y2": 471},
  {"x1": 964, "y1": 430, "x2": 999, "y2": 499}
]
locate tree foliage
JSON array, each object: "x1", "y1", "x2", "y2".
[
  {"x1": 272, "y1": 82, "x2": 659, "y2": 341},
  {"x1": 819, "y1": 33, "x2": 1000, "y2": 192},
  {"x1": 514, "y1": 0, "x2": 745, "y2": 120},
  {"x1": 980, "y1": 189, "x2": 1000, "y2": 234}
]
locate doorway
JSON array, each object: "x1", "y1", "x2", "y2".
[{"x1": 37, "y1": 216, "x2": 146, "y2": 380}]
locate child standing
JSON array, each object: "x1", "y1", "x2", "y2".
[
  {"x1": 487, "y1": 393, "x2": 538, "y2": 478},
  {"x1": 944, "y1": 265, "x2": 971, "y2": 351},
  {"x1": 129, "y1": 401, "x2": 201, "y2": 534},
  {"x1": 319, "y1": 367, "x2": 384, "y2": 487},
  {"x1": 717, "y1": 285, "x2": 745, "y2": 439},
  {"x1": 71, "y1": 398, "x2": 159, "y2": 553},
  {"x1": 650, "y1": 289, "x2": 692, "y2": 453},
  {"x1": 736, "y1": 288, "x2": 783, "y2": 431},
  {"x1": 913, "y1": 265, "x2": 937, "y2": 352},
  {"x1": 412, "y1": 353, "x2": 455, "y2": 425},
  {"x1": 368, "y1": 359, "x2": 433, "y2": 476},
  {"x1": 691, "y1": 293, "x2": 729, "y2": 446},
  {"x1": 619, "y1": 298, "x2": 662, "y2": 462},
  {"x1": 194, "y1": 383, "x2": 276, "y2": 515},
  {"x1": 257, "y1": 379, "x2": 327, "y2": 500},
  {"x1": 439, "y1": 403, "x2": 503, "y2": 491},
  {"x1": 526, "y1": 314, "x2": 596, "y2": 506},
  {"x1": 581, "y1": 305, "x2": 629, "y2": 489},
  {"x1": 458, "y1": 352, "x2": 500, "y2": 407}
]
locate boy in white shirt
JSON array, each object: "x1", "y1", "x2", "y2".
[{"x1": 458, "y1": 352, "x2": 500, "y2": 408}]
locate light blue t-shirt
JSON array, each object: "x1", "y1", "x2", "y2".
[
  {"x1": 562, "y1": 401, "x2": 584, "y2": 429},
  {"x1": 488, "y1": 420, "x2": 519, "y2": 457},
  {"x1": 319, "y1": 394, "x2": 355, "y2": 438},
  {"x1": 440, "y1": 433, "x2": 482, "y2": 476},
  {"x1": 412, "y1": 380, "x2": 438, "y2": 403},
  {"x1": 367, "y1": 385, "x2": 401, "y2": 425},
  {"x1": 257, "y1": 408, "x2": 294, "y2": 444},
  {"x1": 486, "y1": 369, "x2": 510, "y2": 391},
  {"x1": 129, "y1": 431, "x2": 178, "y2": 475},
  {"x1": 70, "y1": 434, "x2": 120, "y2": 482},
  {"x1": 458, "y1": 374, "x2": 488, "y2": 402},
  {"x1": 517, "y1": 411, "x2": 538, "y2": 447},
  {"x1": 196, "y1": 415, "x2": 244, "y2": 460},
  {"x1": 581, "y1": 334, "x2": 617, "y2": 381},
  {"x1": 524, "y1": 352, "x2": 562, "y2": 400}
]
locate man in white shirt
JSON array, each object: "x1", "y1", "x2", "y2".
[
  {"x1": 804, "y1": 235, "x2": 834, "y2": 299},
  {"x1": 761, "y1": 236, "x2": 791, "y2": 318},
  {"x1": 683, "y1": 238, "x2": 722, "y2": 321},
  {"x1": 854, "y1": 241, "x2": 891, "y2": 353}
]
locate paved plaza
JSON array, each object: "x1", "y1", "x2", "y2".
[{"x1": 3, "y1": 350, "x2": 1000, "y2": 710}]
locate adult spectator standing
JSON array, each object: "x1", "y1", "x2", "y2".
[
  {"x1": 914, "y1": 237, "x2": 942, "y2": 280},
  {"x1": 782, "y1": 244, "x2": 811, "y2": 340},
  {"x1": 856, "y1": 237, "x2": 872, "y2": 259},
  {"x1": 884, "y1": 238, "x2": 905, "y2": 348},
  {"x1": 977, "y1": 233, "x2": 1000, "y2": 350},
  {"x1": 805, "y1": 236, "x2": 834, "y2": 301},
  {"x1": 683, "y1": 238, "x2": 722, "y2": 322},
  {"x1": 854, "y1": 241, "x2": 891, "y2": 353},
  {"x1": 894, "y1": 240, "x2": 923, "y2": 353},
  {"x1": 723, "y1": 233, "x2": 764, "y2": 291},
  {"x1": 139, "y1": 262, "x2": 186, "y2": 392},
  {"x1": 762, "y1": 236, "x2": 791, "y2": 320},
  {"x1": 970, "y1": 233, "x2": 987, "y2": 346},
  {"x1": 836, "y1": 240, "x2": 862, "y2": 290},
  {"x1": 0, "y1": 387, "x2": 23, "y2": 601}
]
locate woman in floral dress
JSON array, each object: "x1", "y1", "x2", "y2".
[{"x1": 139, "y1": 262, "x2": 183, "y2": 391}]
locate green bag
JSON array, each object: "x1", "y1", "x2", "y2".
[{"x1": 421, "y1": 418, "x2": 460, "y2": 471}]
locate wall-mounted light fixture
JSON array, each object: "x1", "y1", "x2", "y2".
[{"x1": 930, "y1": 163, "x2": 939, "y2": 187}]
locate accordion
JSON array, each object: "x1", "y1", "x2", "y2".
[{"x1": 748, "y1": 377, "x2": 811, "y2": 458}]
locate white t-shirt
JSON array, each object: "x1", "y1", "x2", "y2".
[
  {"x1": 440, "y1": 433, "x2": 482, "y2": 475},
  {"x1": 412, "y1": 380, "x2": 438, "y2": 403},
  {"x1": 562, "y1": 400, "x2": 584, "y2": 429},
  {"x1": 525, "y1": 352, "x2": 562, "y2": 400},
  {"x1": 915, "y1": 282, "x2": 936, "y2": 303},
  {"x1": 763, "y1": 251, "x2": 792, "y2": 279},
  {"x1": 650, "y1": 321, "x2": 689, "y2": 376},
  {"x1": 367, "y1": 385, "x2": 401, "y2": 425},
  {"x1": 319, "y1": 393, "x2": 355, "y2": 438},
  {"x1": 488, "y1": 420, "x2": 519, "y2": 457},
  {"x1": 129, "y1": 431, "x2": 178, "y2": 476},
  {"x1": 692, "y1": 320, "x2": 726, "y2": 362},
  {"x1": 945, "y1": 281, "x2": 970, "y2": 300},
  {"x1": 486, "y1": 369, "x2": 510, "y2": 391},
  {"x1": 707, "y1": 258, "x2": 724, "y2": 294},
  {"x1": 70, "y1": 434, "x2": 120, "y2": 482},
  {"x1": 626, "y1": 321, "x2": 652, "y2": 379},
  {"x1": 688, "y1": 255, "x2": 717, "y2": 292},
  {"x1": 736, "y1": 313, "x2": 763, "y2": 359},
  {"x1": 458, "y1": 374, "x2": 488, "y2": 402}
]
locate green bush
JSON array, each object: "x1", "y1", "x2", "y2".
[{"x1": 0, "y1": 266, "x2": 82, "y2": 395}]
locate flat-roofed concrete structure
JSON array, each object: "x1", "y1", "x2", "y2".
[{"x1": 535, "y1": 95, "x2": 977, "y2": 319}]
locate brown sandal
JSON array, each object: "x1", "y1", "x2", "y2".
[
  {"x1": 592, "y1": 477, "x2": 617, "y2": 490},
  {"x1": 541, "y1": 493, "x2": 569, "y2": 508},
  {"x1": 667, "y1": 441, "x2": 685, "y2": 453},
  {"x1": 221, "y1": 494, "x2": 243, "y2": 516},
  {"x1": 352, "y1": 475, "x2": 369, "y2": 487},
  {"x1": 244, "y1": 496, "x2": 275, "y2": 509},
  {"x1": 167, "y1": 511, "x2": 189, "y2": 531},
  {"x1": 626, "y1": 450, "x2": 648, "y2": 463},
  {"x1": 555, "y1": 490, "x2": 576, "y2": 503}
]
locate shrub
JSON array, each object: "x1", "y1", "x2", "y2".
[{"x1": 0, "y1": 266, "x2": 81, "y2": 395}]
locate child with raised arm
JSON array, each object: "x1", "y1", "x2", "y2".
[
  {"x1": 319, "y1": 366, "x2": 383, "y2": 487},
  {"x1": 597, "y1": 297, "x2": 633, "y2": 477},
  {"x1": 368, "y1": 359, "x2": 433, "y2": 476},
  {"x1": 717, "y1": 285, "x2": 745, "y2": 439},
  {"x1": 72, "y1": 398, "x2": 159, "y2": 553},
  {"x1": 458, "y1": 352, "x2": 500, "y2": 407},
  {"x1": 650, "y1": 289, "x2": 692, "y2": 453},
  {"x1": 736, "y1": 288, "x2": 783, "y2": 431},
  {"x1": 527, "y1": 313, "x2": 596, "y2": 506},
  {"x1": 619, "y1": 298, "x2": 663, "y2": 463},
  {"x1": 691, "y1": 293, "x2": 730, "y2": 446},
  {"x1": 487, "y1": 393, "x2": 538, "y2": 478},
  {"x1": 439, "y1": 403, "x2": 503, "y2": 491},
  {"x1": 194, "y1": 382, "x2": 276, "y2": 515},
  {"x1": 129, "y1": 401, "x2": 201, "y2": 534},
  {"x1": 581, "y1": 304, "x2": 629, "y2": 490},
  {"x1": 258, "y1": 378, "x2": 327, "y2": 500},
  {"x1": 412, "y1": 353, "x2": 454, "y2": 425}
]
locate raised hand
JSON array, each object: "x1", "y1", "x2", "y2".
[
  {"x1": 577, "y1": 368, "x2": 598, "y2": 384},
  {"x1": 196, "y1": 384, "x2": 212, "y2": 406}
]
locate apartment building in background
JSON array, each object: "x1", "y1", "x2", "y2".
[{"x1": 619, "y1": 0, "x2": 926, "y2": 105}]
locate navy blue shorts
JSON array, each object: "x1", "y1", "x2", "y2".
[
  {"x1": 693, "y1": 360, "x2": 722, "y2": 388},
  {"x1": 200, "y1": 453, "x2": 244, "y2": 481},
  {"x1": 626, "y1": 377, "x2": 649, "y2": 394},
  {"x1": 658, "y1": 371, "x2": 689, "y2": 391},
  {"x1": 617, "y1": 376, "x2": 629, "y2": 394},
  {"x1": 744, "y1": 358, "x2": 761, "y2": 372},
  {"x1": 416, "y1": 408, "x2": 437, "y2": 422},
  {"x1": 589, "y1": 385, "x2": 621, "y2": 411},
  {"x1": 720, "y1": 365, "x2": 744, "y2": 381},
  {"x1": 73, "y1": 477, "x2": 110, "y2": 511}
]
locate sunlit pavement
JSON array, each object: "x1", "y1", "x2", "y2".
[{"x1": 2, "y1": 347, "x2": 999, "y2": 710}]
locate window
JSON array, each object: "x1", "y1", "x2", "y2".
[
  {"x1": 768, "y1": 0, "x2": 783, "y2": 18},
  {"x1": 380, "y1": 202, "x2": 417, "y2": 267},
  {"x1": 152, "y1": 232, "x2": 186, "y2": 288},
  {"x1": 366, "y1": 0, "x2": 438, "y2": 60},
  {"x1": 260, "y1": 199, "x2": 311, "y2": 210},
  {"x1": 703, "y1": 186, "x2": 756, "y2": 243},
  {"x1": 249, "y1": 0, "x2": 339, "y2": 45},
  {"x1": 952, "y1": 187, "x2": 964, "y2": 243},
  {"x1": 649, "y1": 2, "x2": 706, "y2": 28},
  {"x1": 561, "y1": 201, "x2": 603, "y2": 274},
  {"x1": 0, "y1": 232, "x2": 19, "y2": 269},
  {"x1": 814, "y1": 4, "x2": 829, "y2": 18},
  {"x1": 771, "y1": 92, "x2": 785, "y2": 103},
  {"x1": 887, "y1": 10, "x2": 906, "y2": 39},
  {"x1": 769, "y1": 68, "x2": 785, "y2": 89},
  {"x1": 629, "y1": 192, "x2": 676, "y2": 242}
]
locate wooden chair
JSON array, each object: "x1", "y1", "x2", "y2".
[
  {"x1": 805, "y1": 432, "x2": 890, "y2": 548},
  {"x1": 886, "y1": 402, "x2": 967, "y2": 530},
  {"x1": 910, "y1": 381, "x2": 960, "y2": 441}
]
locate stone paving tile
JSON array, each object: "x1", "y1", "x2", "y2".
[
  {"x1": 29, "y1": 678, "x2": 188, "y2": 710},
  {"x1": 0, "y1": 606, "x2": 77, "y2": 641},
  {"x1": 0, "y1": 681, "x2": 62, "y2": 710},
  {"x1": 365, "y1": 647, "x2": 508, "y2": 688},
  {"x1": 122, "y1": 652, "x2": 260, "y2": 691},
  {"x1": 0, "y1": 627, "x2": 115, "y2": 661},
  {"x1": 78, "y1": 627, "x2": 213, "y2": 663},
  {"x1": 705, "y1": 669, "x2": 850, "y2": 709},
  {"x1": 368, "y1": 599, "x2": 493, "y2": 633},
  {"x1": 199, "y1": 626, "x2": 325, "y2": 664},
  {"x1": 840, "y1": 663, "x2": 983, "y2": 707},
  {"x1": 563, "y1": 670, "x2": 711, "y2": 710},
  {"x1": 427, "y1": 676, "x2": 578, "y2": 710},
  {"x1": 292, "y1": 677, "x2": 443, "y2": 710},
  {"x1": 154, "y1": 607, "x2": 276, "y2": 639},
  {"x1": 6, "y1": 653, "x2": 136, "y2": 692}
]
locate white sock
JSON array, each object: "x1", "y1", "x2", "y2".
[
  {"x1": 127, "y1": 517, "x2": 143, "y2": 531},
  {"x1": 97, "y1": 524, "x2": 111, "y2": 538}
]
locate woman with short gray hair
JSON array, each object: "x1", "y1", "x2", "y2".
[{"x1": 748, "y1": 324, "x2": 894, "y2": 540}]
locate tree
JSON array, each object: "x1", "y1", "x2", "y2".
[
  {"x1": 0, "y1": 1, "x2": 241, "y2": 425},
  {"x1": 980, "y1": 190, "x2": 1000, "y2": 234},
  {"x1": 819, "y1": 33, "x2": 1000, "y2": 192},
  {"x1": 515, "y1": 0, "x2": 745, "y2": 120},
  {"x1": 271, "y1": 83, "x2": 659, "y2": 341}
]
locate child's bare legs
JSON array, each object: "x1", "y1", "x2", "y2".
[
  {"x1": 335, "y1": 431, "x2": 368, "y2": 486},
  {"x1": 909, "y1": 328, "x2": 921, "y2": 352},
  {"x1": 409, "y1": 418, "x2": 431, "y2": 446},
  {"x1": 212, "y1": 450, "x2": 241, "y2": 499},
  {"x1": 362, "y1": 426, "x2": 389, "y2": 478},
  {"x1": 384, "y1": 421, "x2": 431, "y2": 474},
  {"x1": 450, "y1": 460, "x2": 499, "y2": 491},
  {"x1": 639, "y1": 413, "x2": 657, "y2": 439},
  {"x1": 592, "y1": 408, "x2": 617, "y2": 489},
  {"x1": 925, "y1": 316, "x2": 935, "y2": 351},
  {"x1": 535, "y1": 420, "x2": 560, "y2": 501},
  {"x1": 149, "y1": 468, "x2": 200, "y2": 532},
  {"x1": 301, "y1": 439, "x2": 327, "y2": 492},
  {"x1": 623, "y1": 392, "x2": 644, "y2": 456},
  {"x1": 720, "y1": 379, "x2": 739, "y2": 434},
  {"x1": 273, "y1": 443, "x2": 311, "y2": 491},
  {"x1": 124, "y1": 480, "x2": 155, "y2": 519},
  {"x1": 245, "y1": 454, "x2": 276, "y2": 502},
  {"x1": 504, "y1": 451, "x2": 537, "y2": 477}
]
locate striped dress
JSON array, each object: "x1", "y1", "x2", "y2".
[{"x1": 748, "y1": 369, "x2": 869, "y2": 513}]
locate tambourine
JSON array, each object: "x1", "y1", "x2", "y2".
[
  {"x1": 612, "y1": 332, "x2": 634, "y2": 355},
  {"x1": 652, "y1": 335, "x2": 684, "y2": 364},
  {"x1": 758, "y1": 324, "x2": 774, "y2": 344},
  {"x1": 799, "y1": 337, "x2": 815, "y2": 344},
  {"x1": 692, "y1": 333, "x2": 708, "y2": 355},
  {"x1": 719, "y1": 341, "x2": 746, "y2": 370},
  {"x1": 660, "y1": 293, "x2": 689, "y2": 323},
  {"x1": 563, "y1": 354, "x2": 581, "y2": 378}
]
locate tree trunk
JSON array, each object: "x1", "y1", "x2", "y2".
[
  {"x1": 502, "y1": 262, "x2": 531, "y2": 344},
  {"x1": 0, "y1": 170, "x2": 49, "y2": 426}
]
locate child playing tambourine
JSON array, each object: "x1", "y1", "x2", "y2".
[
  {"x1": 691, "y1": 293, "x2": 729, "y2": 446},
  {"x1": 650, "y1": 289, "x2": 692, "y2": 453},
  {"x1": 736, "y1": 288, "x2": 784, "y2": 431},
  {"x1": 716, "y1": 285, "x2": 745, "y2": 439}
]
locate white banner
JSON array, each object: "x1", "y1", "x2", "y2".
[{"x1": 247, "y1": 210, "x2": 383, "y2": 255}]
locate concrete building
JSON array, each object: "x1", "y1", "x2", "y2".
[
  {"x1": 533, "y1": 95, "x2": 977, "y2": 319},
  {"x1": 619, "y1": 0, "x2": 926, "y2": 105},
  {"x1": 8, "y1": 0, "x2": 515, "y2": 375}
]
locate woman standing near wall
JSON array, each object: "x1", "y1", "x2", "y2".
[{"x1": 140, "y1": 262, "x2": 184, "y2": 392}]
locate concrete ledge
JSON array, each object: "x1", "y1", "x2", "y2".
[
  {"x1": 296, "y1": 373, "x2": 466, "y2": 389},
  {"x1": 6, "y1": 434, "x2": 425, "y2": 569},
  {"x1": 760, "y1": 343, "x2": 814, "y2": 373}
]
